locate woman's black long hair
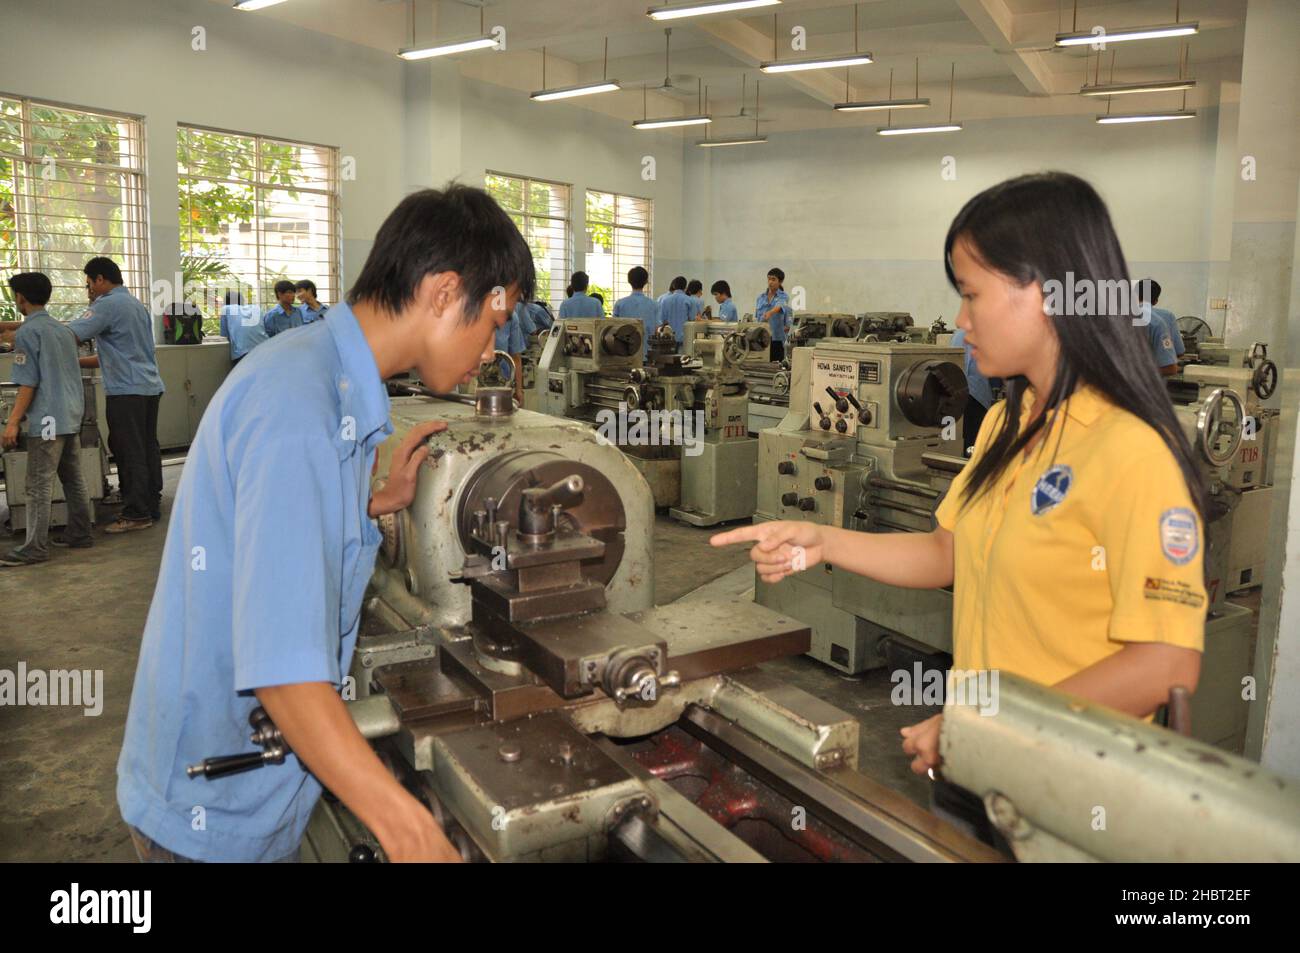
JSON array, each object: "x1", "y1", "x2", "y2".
[{"x1": 944, "y1": 172, "x2": 1206, "y2": 524}]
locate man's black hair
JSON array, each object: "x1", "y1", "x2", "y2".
[
  {"x1": 627, "y1": 266, "x2": 649, "y2": 289},
  {"x1": 294, "y1": 279, "x2": 318, "y2": 296},
  {"x1": 710, "y1": 280, "x2": 731, "y2": 297},
  {"x1": 590, "y1": 292, "x2": 603, "y2": 306},
  {"x1": 766, "y1": 267, "x2": 785, "y2": 285},
  {"x1": 669, "y1": 275, "x2": 687, "y2": 292},
  {"x1": 8, "y1": 271, "x2": 52, "y2": 306},
  {"x1": 348, "y1": 184, "x2": 535, "y2": 323},
  {"x1": 1136, "y1": 278, "x2": 1161, "y2": 305},
  {"x1": 686, "y1": 279, "x2": 703, "y2": 296},
  {"x1": 571, "y1": 271, "x2": 590, "y2": 293},
  {"x1": 84, "y1": 256, "x2": 123, "y2": 285},
  {"x1": 274, "y1": 280, "x2": 296, "y2": 296}
]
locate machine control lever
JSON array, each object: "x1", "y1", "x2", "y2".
[
  {"x1": 777, "y1": 461, "x2": 796, "y2": 475},
  {"x1": 826, "y1": 386, "x2": 849, "y2": 414},
  {"x1": 519, "y1": 475, "x2": 585, "y2": 542},
  {"x1": 187, "y1": 707, "x2": 290, "y2": 780}
]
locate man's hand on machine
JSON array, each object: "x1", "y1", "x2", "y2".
[
  {"x1": 369, "y1": 420, "x2": 446, "y2": 517},
  {"x1": 900, "y1": 714, "x2": 943, "y2": 776},
  {"x1": 710, "y1": 521, "x2": 826, "y2": 583}
]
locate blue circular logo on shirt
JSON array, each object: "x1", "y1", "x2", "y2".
[{"x1": 1031, "y1": 464, "x2": 1074, "y2": 516}]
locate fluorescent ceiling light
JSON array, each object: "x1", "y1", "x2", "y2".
[
  {"x1": 835, "y1": 97, "x2": 930, "y2": 112},
  {"x1": 876, "y1": 122, "x2": 962, "y2": 136},
  {"x1": 398, "y1": 36, "x2": 498, "y2": 60},
  {"x1": 531, "y1": 81, "x2": 622, "y2": 102},
  {"x1": 634, "y1": 115, "x2": 712, "y2": 130},
  {"x1": 1056, "y1": 22, "x2": 1198, "y2": 47},
  {"x1": 648, "y1": 0, "x2": 781, "y2": 21},
  {"x1": 761, "y1": 52, "x2": 872, "y2": 74},
  {"x1": 1080, "y1": 79, "x2": 1195, "y2": 97},
  {"x1": 1096, "y1": 110, "x2": 1196, "y2": 124},
  {"x1": 233, "y1": 0, "x2": 288, "y2": 10},
  {"x1": 697, "y1": 135, "x2": 767, "y2": 147}
]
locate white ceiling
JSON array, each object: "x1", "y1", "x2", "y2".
[{"x1": 209, "y1": 0, "x2": 1247, "y2": 130}]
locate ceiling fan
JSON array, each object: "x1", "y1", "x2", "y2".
[{"x1": 649, "y1": 28, "x2": 699, "y2": 97}]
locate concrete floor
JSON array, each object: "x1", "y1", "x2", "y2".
[{"x1": 0, "y1": 471, "x2": 929, "y2": 862}]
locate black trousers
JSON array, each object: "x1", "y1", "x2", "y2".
[
  {"x1": 770, "y1": 340, "x2": 785, "y2": 363},
  {"x1": 106, "y1": 394, "x2": 162, "y2": 521}
]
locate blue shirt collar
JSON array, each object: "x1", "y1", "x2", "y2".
[
  {"x1": 26, "y1": 309, "x2": 50, "y2": 321},
  {"x1": 323, "y1": 301, "x2": 391, "y2": 456}
]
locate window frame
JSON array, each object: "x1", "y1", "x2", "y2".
[{"x1": 484, "y1": 170, "x2": 573, "y2": 311}]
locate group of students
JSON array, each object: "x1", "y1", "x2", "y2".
[
  {"x1": 1, "y1": 258, "x2": 166, "y2": 566},
  {"x1": 577, "y1": 264, "x2": 791, "y2": 361},
  {"x1": 218, "y1": 279, "x2": 330, "y2": 365}
]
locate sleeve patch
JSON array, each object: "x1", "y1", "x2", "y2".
[
  {"x1": 1144, "y1": 576, "x2": 1205, "y2": 609},
  {"x1": 1159, "y1": 507, "x2": 1199, "y2": 565},
  {"x1": 13, "y1": 352, "x2": 25, "y2": 365}
]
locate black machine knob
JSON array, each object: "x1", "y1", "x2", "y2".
[
  {"x1": 826, "y1": 386, "x2": 849, "y2": 413},
  {"x1": 777, "y1": 461, "x2": 796, "y2": 475},
  {"x1": 814, "y1": 476, "x2": 832, "y2": 491},
  {"x1": 348, "y1": 844, "x2": 378, "y2": 863},
  {"x1": 834, "y1": 418, "x2": 848, "y2": 434},
  {"x1": 798, "y1": 497, "x2": 816, "y2": 512},
  {"x1": 858, "y1": 407, "x2": 873, "y2": 425},
  {"x1": 781, "y1": 492, "x2": 799, "y2": 507}
]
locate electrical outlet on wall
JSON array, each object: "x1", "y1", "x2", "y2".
[{"x1": 1209, "y1": 297, "x2": 1229, "y2": 310}]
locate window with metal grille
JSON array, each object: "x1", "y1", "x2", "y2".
[
  {"x1": 178, "y1": 124, "x2": 339, "y2": 334},
  {"x1": 485, "y1": 171, "x2": 571, "y2": 310},
  {"x1": 0, "y1": 94, "x2": 149, "y2": 321},
  {"x1": 584, "y1": 189, "x2": 653, "y2": 310}
]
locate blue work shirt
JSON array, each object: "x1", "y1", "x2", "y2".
[
  {"x1": 263, "y1": 302, "x2": 305, "y2": 337},
  {"x1": 493, "y1": 309, "x2": 527, "y2": 380},
  {"x1": 559, "y1": 293, "x2": 603, "y2": 319},
  {"x1": 10, "y1": 310, "x2": 84, "y2": 437},
  {"x1": 1149, "y1": 305, "x2": 1184, "y2": 357},
  {"x1": 1142, "y1": 312, "x2": 1178, "y2": 369},
  {"x1": 716, "y1": 299, "x2": 739, "y2": 322},
  {"x1": 951, "y1": 328, "x2": 997, "y2": 409},
  {"x1": 117, "y1": 302, "x2": 391, "y2": 861},
  {"x1": 300, "y1": 302, "x2": 328, "y2": 324},
  {"x1": 525, "y1": 301, "x2": 553, "y2": 332},
  {"x1": 67, "y1": 285, "x2": 164, "y2": 396},
  {"x1": 656, "y1": 290, "x2": 696, "y2": 344},
  {"x1": 755, "y1": 289, "x2": 791, "y2": 342},
  {"x1": 689, "y1": 296, "x2": 705, "y2": 320},
  {"x1": 613, "y1": 291, "x2": 658, "y2": 352},
  {"x1": 219, "y1": 304, "x2": 269, "y2": 360}
]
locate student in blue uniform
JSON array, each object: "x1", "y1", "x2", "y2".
[
  {"x1": 710, "y1": 280, "x2": 739, "y2": 322},
  {"x1": 613, "y1": 266, "x2": 658, "y2": 352},
  {"x1": 1, "y1": 272, "x2": 93, "y2": 565},
  {"x1": 658, "y1": 275, "x2": 687, "y2": 312},
  {"x1": 558, "y1": 271, "x2": 603, "y2": 318},
  {"x1": 715, "y1": 173, "x2": 1207, "y2": 848},
  {"x1": 117, "y1": 184, "x2": 535, "y2": 864},
  {"x1": 219, "y1": 290, "x2": 269, "y2": 365},
  {"x1": 295, "y1": 280, "x2": 329, "y2": 323},
  {"x1": 263, "y1": 280, "x2": 305, "y2": 337},
  {"x1": 1136, "y1": 278, "x2": 1183, "y2": 364},
  {"x1": 755, "y1": 267, "x2": 791, "y2": 361},
  {"x1": 656, "y1": 277, "x2": 696, "y2": 346},
  {"x1": 685, "y1": 279, "x2": 706, "y2": 320},
  {"x1": 68, "y1": 257, "x2": 165, "y2": 532}
]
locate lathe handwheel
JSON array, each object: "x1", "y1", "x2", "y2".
[
  {"x1": 722, "y1": 332, "x2": 747, "y2": 365},
  {"x1": 1251, "y1": 359, "x2": 1278, "y2": 400},
  {"x1": 1195, "y1": 387, "x2": 1244, "y2": 467}
]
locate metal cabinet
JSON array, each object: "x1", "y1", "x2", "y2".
[{"x1": 154, "y1": 343, "x2": 232, "y2": 449}]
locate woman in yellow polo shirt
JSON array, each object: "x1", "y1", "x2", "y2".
[{"x1": 712, "y1": 171, "x2": 1207, "y2": 794}]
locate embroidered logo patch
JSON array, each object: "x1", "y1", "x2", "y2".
[
  {"x1": 1160, "y1": 508, "x2": 1199, "y2": 565},
  {"x1": 13, "y1": 352, "x2": 25, "y2": 366},
  {"x1": 1030, "y1": 464, "x2": 1073, "y2": 516}
]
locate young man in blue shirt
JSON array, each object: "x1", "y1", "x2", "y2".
[
  {"x1": 558, "y1": 271, "x2": 603, "y2": 318},
  {"x1": 613, "y1": 266, "x2": 658, "y2": 354},
  {"x1": 755, "y1": 267, "x2": 791, "y2": 361},
  {"x1": 263, "y1": 280, "x2": 304, "y2": 337},
  {"x1": 116, "y1": 185, "x2": 535, "y2": 863},
  {"x1": 68, "y1": 257, "x2": 166, "y2": 532},
  {"x1": 656, "y1": 276, "x2": 696, "y2": 346},
  {"x1": 218, "y1": 290, "x2": 268, "y2": 365},
  {"x1": 1, "y1": 272, "x2": 93, "y2": 566},
  {"x1": 1136, "y1": 277, "x2": 1184, "y2": 365},
  {"x1": 296, "y1": 279, "x2": 329, "y2": 323},
  {"x1": 709, "y1": 280, "x2": 738, "y2": 322}
]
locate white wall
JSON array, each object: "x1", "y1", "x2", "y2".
[{"x1": 680, "y1": 107, "x2": 1231, "y2": 327}]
